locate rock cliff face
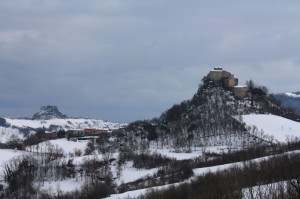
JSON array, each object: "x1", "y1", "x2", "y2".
[{"x1": 32, "y1": 105, "x2": 68, "y2": 120}]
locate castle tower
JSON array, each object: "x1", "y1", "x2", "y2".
[{"x1": 207, "y1": 67, "x2": 238, "y2": 89}]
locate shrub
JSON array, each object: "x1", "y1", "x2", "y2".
[
  {"x1": 85, "y1": 141, "x2": 95, "y2": 155},
  {"x1": 74, "y1": 148, "x2": 82, "y2": 157}
]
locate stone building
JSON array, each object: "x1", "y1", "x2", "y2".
[
  {"x1": 233, "y1": 85, "x2": 250, "y2": 99},
  {"x1": 206, "y1": 67, "x2": 249, "y2": 99},
  {"x1": 207, "y1": 67, "x2": 238, "y2": 89}
]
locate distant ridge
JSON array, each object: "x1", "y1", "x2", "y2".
[
  {"x1": 32, "y1": 105, "x2": 68, "y2": 120},
  {"x1": 285, "y1": 92, "x2": 300, "y2": 98},
  {"x1": 2, "y1": 105, "x2": 125, "y2": 142},
  {"x1": 272, "y1": 92, "x2": 300, "y2": 114}
]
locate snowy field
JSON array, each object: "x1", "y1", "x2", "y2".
[
  {"x1": 242, "y1": 114, "x2": 300, "y2": 142},
  {"x1": 27, "y1": 138, "x2": 89, "y2": 154},
  {"x1": 37, "y1": 179, "x2": 85, "y2": 195}
]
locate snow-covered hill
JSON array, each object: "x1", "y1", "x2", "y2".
[
  {"x1": 0, "y1": 105, "x2": 126, "y2": 143},
  {"x1": 0, "y1": 117, "x2": 125, "y2": 143},
  {"x1": 242, "y1": 114, "x2": 300, "y2": 142}
]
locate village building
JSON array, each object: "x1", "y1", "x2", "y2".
[
  {"x1": 67, "y1": 128, "x2": 111, "y2": 138},
  {"x1": 66, "y1": 129, "x2": 85, "y2": 137},
  {"x1": 84, "y1": 128, "x2": 111, "y2": 136},
  {"x1": 206, "y1": 67, "x2": 250, "y2": 99},
  {"x1": 44, "y1": 131, "x2": 58, "y2": 139}
]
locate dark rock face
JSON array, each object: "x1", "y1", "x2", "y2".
[{"x1": 32, "y1": 105, "x2": 68, "y2": 120}]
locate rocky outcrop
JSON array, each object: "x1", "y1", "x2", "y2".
[{"x1": 32, "y1": 105, "x2": 68, "y2": 120}]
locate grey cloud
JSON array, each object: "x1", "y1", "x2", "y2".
[{"x1": 1, "y1": 0, "x2": 300, "y2": 122}]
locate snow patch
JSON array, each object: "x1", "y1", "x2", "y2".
[
  {"x1": 37, "y1": 179, "x2": 85, "y2": 195},
  {"x1": 285, "y1": 93, "x2": 300, "y2": 98},
  {"x1": 149, "y1": 148, "x2": 202, "y2": 160}
]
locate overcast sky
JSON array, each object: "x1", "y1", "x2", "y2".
[{"x1": 1, "y1": 0, "x2": 300, "y2": 123}]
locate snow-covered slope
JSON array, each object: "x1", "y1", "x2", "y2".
[
  {"x1": 242, "y1": 114, "x2": 300, "y2": 142},
  {"x1": 26, "y1": 138, "x2": 89, "y2": 155}
]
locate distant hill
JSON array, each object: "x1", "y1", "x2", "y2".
[
  {"x1": 0, "y1": 105, "x2": 125, "y2": 143},
  {"x1": 123, "y1": 68, "x2": 300, "y2": 150},
  {"x1": 272, "y1": 92, "x2": 300, "y2": 114},
  {"x1": 5, "y1": 117, "x2": 124, "y2": 132}
]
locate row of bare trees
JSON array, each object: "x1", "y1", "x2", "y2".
[
  {"x1": 1, "y1": 139, "x2": 115, "y2": 198},
  {"x1": 140, "y1": 152, "x2": 300, "y2": 199}
]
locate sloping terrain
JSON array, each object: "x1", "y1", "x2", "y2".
[{"x1": 242, "y1": 114, "x2": 300, "y2": 142}]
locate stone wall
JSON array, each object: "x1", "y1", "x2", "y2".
[
  {"x1": 234, "y1": 86, "x2": 249, "y2": 99},
  {"x1": 207, "y1": 70, "x2": 223, "y2": 81},
  {"x1": 224, "y1": 76, "x2": 238, "y2": 88}
]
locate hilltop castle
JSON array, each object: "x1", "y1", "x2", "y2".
[{"x1": 206, "y1": 67, "x2": 249, "y2": 99}]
